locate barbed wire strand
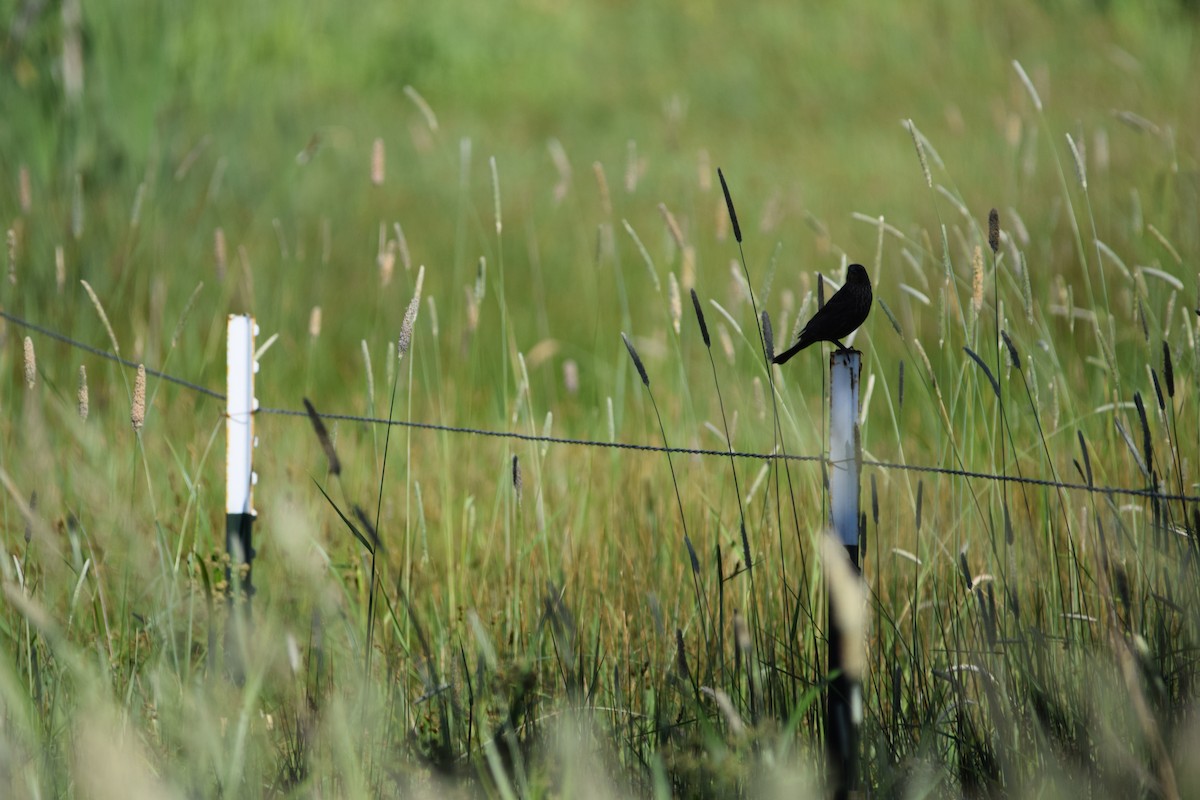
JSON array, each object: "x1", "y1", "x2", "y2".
[
  {"x1": 2, "y1": 309, "x2": 225, "y2": 400},
  {"x1": 255, "y1": 406, "x2": 1197, "y2": 503},
  {"x1": 8, "y1": 309, "x2": 1198, "y2": 504}
]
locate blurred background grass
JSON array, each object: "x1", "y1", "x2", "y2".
[{"x1": 4, "y1": 0, "x2": 1196, "y2": 389}]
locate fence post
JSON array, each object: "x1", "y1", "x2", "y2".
[
  {"x1": 226, "y1": 315, "x2": 258, "y2": 609},
  {"x1": 827, "y1": 349, "x2": 863, "y2": 797}
]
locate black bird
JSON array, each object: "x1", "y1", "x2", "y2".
[{"x1": 773, "y1": 263, "x2": 872, "y2": 364}]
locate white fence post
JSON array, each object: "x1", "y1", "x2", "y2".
[
  {"x1": 226, "y1": 315, "x2": 258, "y2": 607},
  {"x1": 827, "y1": 349, "x2": 862, "y2": 797}
]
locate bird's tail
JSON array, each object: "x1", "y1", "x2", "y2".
[{"x1": 772, "y1": 338, "x2": 807, "y2": 364}]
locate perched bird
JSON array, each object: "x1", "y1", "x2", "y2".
[{"x1": 773, "y1": 263, "x2": 872, "y2": 363}]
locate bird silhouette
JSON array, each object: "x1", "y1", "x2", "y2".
[{"x1": 773, "y1": 264, "x2": 872, "y2": 364}]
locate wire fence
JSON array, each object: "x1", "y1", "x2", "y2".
[{"x1": 6, "y1": 309, "x2": 1198, "y2": 505}]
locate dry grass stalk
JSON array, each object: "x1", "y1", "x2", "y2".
[
  {"x1": 718, "y1": 323, "x2": 735, "y2": 364},
  {"x1": 361, "y1": 340, "x2": 374, "y2": 401},
  {"x1": 624, "y1": 139, "x2": 640, "y2": 193},
  {"x1": 131, "y1": 364, "x2": 146, "y2": 432},
  {"x1": 62, "y1": 0, "x2": 84, "y2": 102},
  {"x1": 971, "y1": 246, "x2": 984, "y2": 318},
  {"x1": 622, "y1": 219, "x2": 659, "y2": 291},
  {"x1": 6, "y1": 228, "x2": 15, "y2": 285},
  {"x1": 425, "y1": 296, "x2": 438, "y2": 339},
  {"x1": 170, "y1": 282, "x2": 204, "y2": 349},
  {"x1": 1066, "y1": 133, "x2": 1087, "y2": 190},
  {"x1": 398, "y1": 266, "x2": 425, "y2": 360},
  {"x1": 668, "y1": 272, "x2": 681, "y2": 334},
  {"x1": 308, "y1": 306, "x2": 322, "y2": 339},
  {"x1": 489, "y1": 156, "x2": 502, "y2": 235},
  {"x1": 80, "y1": 280, "x2": 120, "y2": 355},
  {"x1": 823, "y1": 532, "x2": 867, "y2": 682},
  {"x1": 214, "y1": 228, "x2": 227, "y2": 280},
  {"x1": 1012, "y1": 59, "x2": 1043, "y2": 111},
  {"x1": 906, "y1": 119, "x2": 933, "y2": 188},
  {"x1": 1147, "y1": 224, "x2": 1183, "y2": 265},
  {"x1": 378, "y1": 239, "x2": 396, "y2": 287},
  {"x1": 403, "y1": 85, "x2": 439, "y2": 132},
  {"x1": 78, "y1": 365, "x2": 89, "y2": 420},
  {"x1": 371, "y1": 137, "x2": 385, "y2": 186},
  {"x1": 592, "y1": 161, "x2": 612, "y2": 217},
  {"x1": 681, "y1": 245, "x2": 695, "y2": 290},
  {"x1": 563, "y1": 359, "x2": 579, "y2": 395},
  {"x1": 18, "y1": 165, "x2": 31, "y2": 213},
  {"x1": 547, "y1": 138, "x2": 571, "y2": 205},
  {"x1": 658, "y1": 203, "x2": 686, "y2": 251},
  {"x1": 55, "y1": 246, "x2": 65, "y2": 293},
  {"x1": 23, "y1": 336, "x2": 35, "y2": 388}
]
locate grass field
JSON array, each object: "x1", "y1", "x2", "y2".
[{"x1": 2, "y1": 1, "x2": 1200, "y2": 797}]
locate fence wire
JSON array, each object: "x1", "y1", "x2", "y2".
[{"x1": 6, "y1": 309, "x2": 1197, "y2": 504}]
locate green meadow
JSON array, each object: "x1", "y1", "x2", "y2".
[{"x1": 2, "y1": 1, "x2": 1199, "y2": 796}]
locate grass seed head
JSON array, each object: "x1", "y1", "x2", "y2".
[
  {"x1": 906, "y1": 119, "x2": 933, "y2": 188},
  {"x1": 309, "y1": 305, "x2": 322, "y2": 339},
  {"x1": 214, "y1": 227, "x2": 227, "y2": 280},
  {"x1": 621, "y1": 332, "x2": 649, "y2": 387},
  {"x1": 1163, "y1": 341, "x2": 1174, "y2": 398},
  {"x1": 668, "y1": 272, "x2": 681, "y2": 334},
  {"x1": 131, "y1": 364, "x2": 146, "y2": 432},
  {"x1": 971, "y1": 245, "x2": 984, "y2": 317},
  {"x1": 512, "y1": 455, "x2": 522, "y2": 506},
  {"x1": 563, "y1": 359, "x2": 579, "y2": 394},
  {"x1": 1001, "y1": 330, "x2": 1022, "y2": 371},
  {"x1": 402, "y1": 85, "x2": 438, "y2": 132},
  {"x1": 398, "y1": 266, "x2": 424, "y2": 359},
  {"x1": 658, "y1": 202, "x2": 685, "y2": 250},
  {"x1": 371, "y1": 137, "x2": 385, "y2": 186},
  {"x1": 1066, "y1": 133, "x2": 1087, "y2": 190},
  {"x1": 23, "y1": 336, "x2": 35, "y2": 388},
  {"x1": 988, "y1": 208, "x2": 1000, "y2": 254},
  {"x1": 1013, "y1": 59, "x2": 1043, "y2": 111},
  {"x1": 78, "y1": 365, "x2": 89, "y2": 420},
  {"x1": 690, "y1": 289, "x2": 711, "y2": 348},
  {"x1": 592, "y1": 161, "x2": 612, "y2": 217},
  {"x1": 761, "y1": 310, "x2": 774, "y2": 362},
  {"x1": 717, "y1": 168, "x2": 742, "y2": 243},
  {"x1": 6, "y1": 228, "x2": 15, "y2": 284},
  {"x1": 18, "y1": 165, "x2": 32, "y2": 213}
]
